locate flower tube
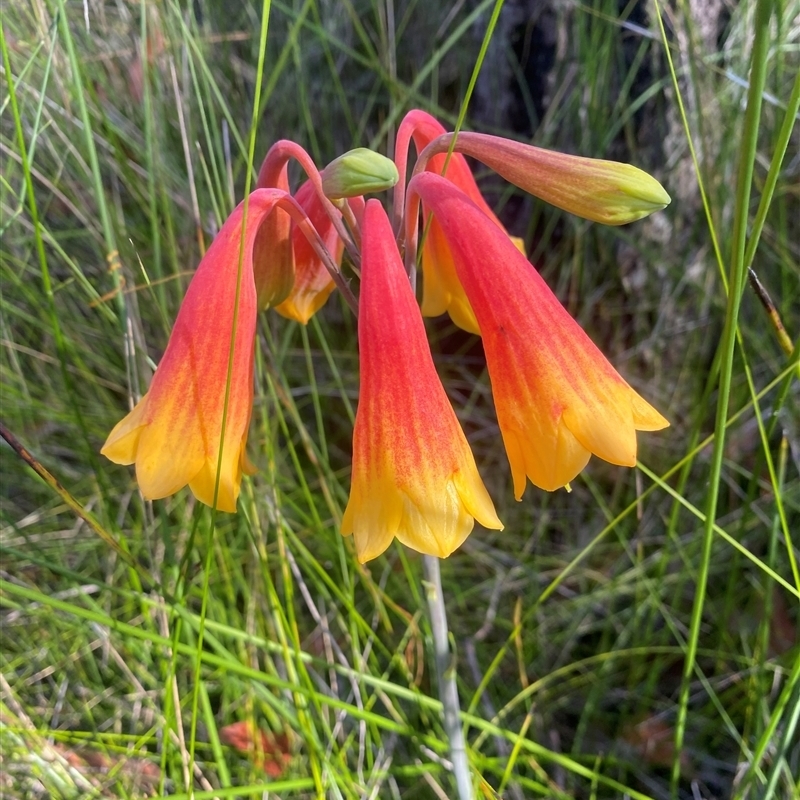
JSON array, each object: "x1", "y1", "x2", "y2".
[
  {"x1": 398, "y1": 110, "x2": 524, "y2": 334},
  {"x1": 409, "y1": 172, "x2": 669, "y2": 496},
  {"x1": 341, "y1": 199, "x2": 502, "y2": 562},
  {"x1": 274, "y1": 180, "x2": 342, "y2": 324},
  {"x1": 102, "y1": 189, "x2": 292, "y2": 512}
]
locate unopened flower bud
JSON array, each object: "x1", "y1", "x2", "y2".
[
  {"x1": 321, "y1": 148, "x2": 399, "y2": 200},
  {"x1": 452, "y1": 132, "x2": 671, "y2": 225}
]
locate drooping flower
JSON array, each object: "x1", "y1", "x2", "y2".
[
  {"x1": 102, "y1": 189, "x2": 290, "y2": 512},
  {"x1": 341, "y1": 199, "x2": 502, "y2": 562},
  {"x1": 274, "y1": 180, "x2": 342, "y2": 324},
  {"x1": 410, "y1": 172, "x2": 669, "y2": 496},
  {"x1": 399, "y1": 109, "x2": 524, "y2": 334}
]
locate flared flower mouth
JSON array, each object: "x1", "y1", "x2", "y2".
[
  {"x1": 101, "y1": 386, "x2": 258, "y2": 514},
  {"x1": 342, "y1": 460, "x2": 501, "y2": 563}
]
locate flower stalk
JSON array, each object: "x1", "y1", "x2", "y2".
[{"x1": 423, "y1": 554, "x2": 473, "y2": 800}]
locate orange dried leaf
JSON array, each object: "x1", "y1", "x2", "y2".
[{"x1": 220, "y1": 721, "x2": 291, "y2": 777}]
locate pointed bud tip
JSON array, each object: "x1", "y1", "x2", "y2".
[
  {"x1": 574, "y1": 161, "x2": 671, "y2": 225},
  {"x1": 321, "y1": 148, "x2": 399, "y2": 199},
  {"x1": 613, "y1": 165, "x2": 671, "y2": 224}
]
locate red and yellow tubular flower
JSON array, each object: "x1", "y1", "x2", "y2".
[
  {"x1": 274, "y1": 180, "x2": 341, "y2": 324},
  {"x1": 341, "y1": 199, "x2": 502, "y2": 562},
  {"x1": 400, "y1": 109, "x2": 524, "y2": 334},
  {"x1": 102, "y1": 189, "x2": 290, "y2": 512},
  {"x1": 410, "y1": 172, "x2": 668, "y2": 496}
]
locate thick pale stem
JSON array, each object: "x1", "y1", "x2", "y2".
[
  {"x1": 258, "y1": 141, "x2": 361, "y2": 268},
  {"x1": 423, "y1": 555, "x2": 473, "y2": 800}
]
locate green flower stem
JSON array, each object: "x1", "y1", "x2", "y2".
[
  {"x1": 423, "y1": 555, "x2": 473, "y2": 800},
  {"x1": 743, "y1": 67, "x2": 800, "y2": 274},
  {"x1": 670, "y1": 0, "x2": 774, "y2": 794},
  {"x1": 440, "y1": 0, "x2": 505, "y2": 176}
]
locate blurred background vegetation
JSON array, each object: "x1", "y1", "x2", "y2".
[{"x1": 1, "y1": 0, "x2": 798, "y2": 797}]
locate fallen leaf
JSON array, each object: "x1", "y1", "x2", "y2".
[
  {"x1": 220, "y1": 721, "x2": 291, "y2": 777},
  {"x1": 52, "y1": 742, "x2": 160, "y2": 790},
  {"x1": 621, "y1": 715, "x2": 691, "y2": 771}
]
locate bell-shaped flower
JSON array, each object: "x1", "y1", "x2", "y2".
[
  {"x1": 274, "y1": 180, "x2": 342, "y2": 324},
  {"x1": 401, "y1": 109, "x2": 524, "y2": 334},
  {"x1": 410, "y1": 172, "x2": 668, "y2": 496},
  {"x1": 341, "y1": 199, "x2": 502, "y2": 562},
  {"x1": 102, "y1": 189, "x2": 290, "y2": 512}
]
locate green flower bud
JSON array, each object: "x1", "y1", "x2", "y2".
[{"x1": 321, "y1": 148, "x2": 399, "y2": 199}]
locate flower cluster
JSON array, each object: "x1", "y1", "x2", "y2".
[{"x1": 103, "y1": 110, "x2": 669, "y2": 561}]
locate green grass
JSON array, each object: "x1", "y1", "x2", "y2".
[{"x1": 1, "y1": 1, "x2": 798, "y2": 798}]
